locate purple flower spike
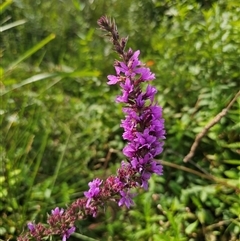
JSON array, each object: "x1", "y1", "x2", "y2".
[{"x1": 62, "y1": 226, "x2": 76, "y2": 241}]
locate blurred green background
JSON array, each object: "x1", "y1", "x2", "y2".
[{"x1": 1, "y1": 0, "x2": 239, "y2": 240}]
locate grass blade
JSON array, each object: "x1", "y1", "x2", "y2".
[
  {"x1": 0, "y1": 0, "x2": 13, "y2": 13},
  {"x1": 1, "y1": 19, "x2": 26, "y2": 32},
  {"x1": 1, "y1": 72, "x2": 58, "y2": 95},
  {"x1": 7, "y1": 33, "x2": 56, "y2": 71}
]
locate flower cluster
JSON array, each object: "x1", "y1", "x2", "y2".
[
  {"x1": 108, "y1": 47, "x2": 165, "y2": 196},
  {"x1": 17, "y1": 16, "x2": 165, "y2": 241},
  {"x1": 82, "y1": 47, "x2": 165, "y2": 210}
]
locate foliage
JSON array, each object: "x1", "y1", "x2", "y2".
[{"x1": 1, "y1": 0, "x2": 239, "y2": 241}]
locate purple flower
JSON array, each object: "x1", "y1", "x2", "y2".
[
  {"x1": 149, "y1": 120, "x2": 165, "y2": 139},
  {"x1": 27, "y1": 222, "x2": 35, "y2": 232},
  {"x1": 144, "y1": 85, "x2": 157, "y2": 102},
  {"x1": 134, "y1": 129, "x2": 157, "y2": 150},
  {"x1": 115, "y1": 50, "x2": 141, "y2": 77},
  {"x1": 51, "y1": 207, "x2": 64, "y2": 216},
  {"x1": 116, "y1": 78, "x2": 134, "y2": 103},
  {"x1": 150, "y1": 160, "x2": 163, "y2": 175},
  {"x1": 118, "y1": 190, "x2": 134, "y2": 208},
  {"x1": 107, "y1": 45, "x2": 165, "y2": 203},
  {"x1": 122, "y1": 107, "x2": 140, "y2": 120},
  {"x1": 149, "y1": 142, "x2": 164, "y2": 157},
  {"x1": 121, "y1": 117, "x2": 137, "y2": 141},
  {"x1": 123, "y1": 142, "x2": 138, "y2": 158},
  {"x1": 138, "y1": 67, "x2": 155, "y2": 81},
  {"x1": 62, "y1": 226, "x2": 76, "y2": 241},
  {"x1": 149, "y1": 105, "x2": 163, "y2": 119},
  {"x1": 107, "y1": 75, "x2": 120, "y2": 85},
  {"x1": 131, "y1": 153, "x2": 152, "y2": 171},
  {"x1": 135, "y1": 93, "x2": 145, "y2": 108},
  {"x1": 141, "y1": 171, "x2": 152, "y2": 190},
  {"x1": 84, "y1": 178, "x2": 102, "y2": 207},
  {"x1": 120, "y1": 108, "x2": 140, "y2": 140}
]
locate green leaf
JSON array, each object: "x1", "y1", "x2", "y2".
[
  {"x1": 223, "y1": 160, "x2": 240, "y2": 165},
  {"x1": 0, "y1": 19, "x2": 26, "y2": 32},
  {"x1": 0, "y1": 0, "x2": 13, "y2": 13},
  {"x1": 185, "y1": 220, "x2": 198, "y2": 234},
  {"x1": 224, "y1": 170, "x2": 239, "y2": 179},
  {"x1": 222, "y1": 142, "x2": 240, "y2": 149}
]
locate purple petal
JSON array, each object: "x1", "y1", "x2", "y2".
[
  {"x1": 67, "y1": 227, "x2": 76, "y2": 237},
  {"x1": 62, "y1": 234, "x2": 67, "y2": 241},
  {"x1": 134, "y1": 66, "x2": 155, "y2": 81},
  {"x1": 144, "y1": 85, "x2": 157, "y2": 102},
  {"x1": 27, "y1": 222, "x2": 35, "y2": 232},
  {"x1": 62, "y1": 227, "x2": 76, "y2": 241},
  {"x1": 118, "y1": 190, "x2": 134, "y2": 208},
  {"x1": 150, "y1": 161, "x2": 163, "y2": 175},
  {"x1": 51, "y1": 207, "x2": 64, "y2": 216},
  {"x1": 107, "y1": 75, "x2": 119, "y2": 85},
  {"x1": 135, "y1": 94, "x2": 145, "y2": 108}
]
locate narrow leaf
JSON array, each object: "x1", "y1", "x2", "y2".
[
  {"x1": 1, "y1": 73, "x2": 58, "y2": 95},
  {"x1": 7, "y1": 33, "x2": 56, "y2": 71},
  {"x1": 0, "y1": 19, "x2": 26, "y2": 32},
  {"x1": 0, "y1": 0, "x2": 13, "y2": 13}
]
